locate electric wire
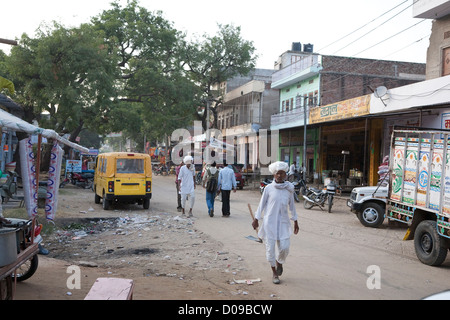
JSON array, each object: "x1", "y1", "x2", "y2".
[
  {"x1": 317, "y1": 0, "x2": 409, "y2": 53},
  {"x1": 331, "y1": 0, "x2": 414, "y2": 55}
]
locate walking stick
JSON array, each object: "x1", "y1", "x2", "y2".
[{"x1": 248, "y1": 203, "x2": 262, "y2": 243}]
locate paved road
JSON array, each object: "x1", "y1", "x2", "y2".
[{"x1": 151, "y1": 174, "x2": 450, "y2": 300}]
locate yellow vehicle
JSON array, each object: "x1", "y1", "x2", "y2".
[{"x1": 94, "y1": 152, "x2": 152, "y2": 210}]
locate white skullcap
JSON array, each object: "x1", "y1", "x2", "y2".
[
  {"x1": 269, "y1": 161, "x2": 289, "y2": 174},
  {"x1": 183, "y1": 155, "x2": 193, "y2": 164}
]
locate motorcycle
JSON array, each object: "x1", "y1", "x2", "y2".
[
  {"x1": 153, "y1": 164, "x2": 167, "y2": 176},
  {"x1": 0, "y1": 171, "x2": 19, "y2": 203},
  {"x1": 195, "y1": 171, "x2": 202, "y2": 185},
  {"x1": 260, "y1": 177, "x2": 307, "y2": 202},
  {"x1": 59, "y1": 172, "x2": 94, "y2": 189},
  {"x1": 292, "y1": 177, "x2": 307, "y2": 202},
  {"x1": 259, "y1": 178, "x2": 272, "y2": 194},
  {"x1": 303, "y1": 181, "x2": 338, "y2": 213},
  {"x1": 0, "y1": 171, "x2": 47, "y2": 207}
]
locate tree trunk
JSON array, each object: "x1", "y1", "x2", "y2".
[{"x1": 63, "y1": 121, "x2": 84, "y2": 155}]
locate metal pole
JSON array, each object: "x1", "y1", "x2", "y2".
[{"x1": 303, "y1": 98, "x2": 307, "y2": 181}]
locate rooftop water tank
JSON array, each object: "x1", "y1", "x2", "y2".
[
  {"x1": 292, "y1": 42, "x2": 302, "y2": 51},
  {"x1": 303, "y1": 43, "x2": 314, "y2": 53}
]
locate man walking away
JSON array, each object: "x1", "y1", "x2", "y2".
[
  {"x1": 203, "y1": 161, "x2": 219, "y2": 217},
  {"x1": 252, "y1": 161, "x2": 299, "y2": 284},
  {"x1": 178, "y1": 156, "x2": 196, "y2": 217},
  {"x1": 217, "y1": 162, "x2": 236, "y2": 217}
]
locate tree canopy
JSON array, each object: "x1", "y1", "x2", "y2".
[{"x1": 0, "y1": 0, "x2": 257, "y2": 151}]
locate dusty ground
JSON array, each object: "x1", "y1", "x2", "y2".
[
  {"x1": 8, "y1": 174, "x2": 450, "y2": 301},
  {"x1": 10, "y1": 184, "x2": 277, "y2": 300}
]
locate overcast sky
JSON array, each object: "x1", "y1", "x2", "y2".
[{"x1": 1, "y1": 0, "x2": 433, "y2": 69}]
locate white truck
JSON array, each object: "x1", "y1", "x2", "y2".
[
  {"x1": 347, "y1": 185, "x2": 388, "y2": 228},
  {"x1": 350, "y1": 128, "x2": 450, "y2": 266}
]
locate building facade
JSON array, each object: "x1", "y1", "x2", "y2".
[
  {"x1": 270, "y1": 44, "x2": 426, "y2": 186},
  {"x1": 216, "y1": 69, "x2": 279, "y2": 170},
  {"x1": 414, "y1": 0, "x2": 450, "y2": 79}
]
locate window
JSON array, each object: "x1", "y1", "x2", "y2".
[
  {"x1": 308, "y1": 92, "x2": 314, "y2": 106},
  {"x1": 443, "y1": 47, "x2": 450, "y2": 76},
  {"x1": 116, "y1": 158, "x2": 144, "y2": 174}
]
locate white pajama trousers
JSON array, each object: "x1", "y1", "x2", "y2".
[
  {"x1": 181, "y1": 192, "x2": 195, "y2": 209},
  {"x1": 264, "y1": 238, "x2": 290, "y2": 267}
]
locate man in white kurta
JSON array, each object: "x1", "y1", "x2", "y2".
[
  {"x1": 252, "y1": 161, "x2": 299, "y2": 284},
  {"x1": 178, "y1": 156, "x2": 196, "y2": 217}
]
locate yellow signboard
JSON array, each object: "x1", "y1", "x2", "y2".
[{"x1": 309, "y1": 94, "x2": 371, "y2": 124}]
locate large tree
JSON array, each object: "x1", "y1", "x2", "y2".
[
  {"x1": 5, "y1": 22, "x2": 118, "y2": 150},
  {"x1": 92, "y1": 0, "x2": 199, "y2": 148},
  {"x1": 181, "y1": 24, "x2": 257, "y2": 130},
  {"x1": 1, "y1": 0, "x2": 258, "y2": 152}
]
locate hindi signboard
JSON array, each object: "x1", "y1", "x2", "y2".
[{"x1": 309, "y1": 94, "x2": 371, "y2": 124}]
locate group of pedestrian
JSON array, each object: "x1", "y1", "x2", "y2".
[
  {"x1": 175, "y1": 156, "x2": 237, "y2": 218},
  {"x1": 174, "y1": 156, "x2": 299, "y2": 285}
]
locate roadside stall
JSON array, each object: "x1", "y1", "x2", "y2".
[{"x1": 0, "y1": 108, "x2": 88, "y2": 300}]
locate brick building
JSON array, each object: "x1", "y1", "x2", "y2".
[
  {"x1": 319, "y1": 55, "x2": 426, "y2": 105},
  {"x1": 270, "y1": 46, "x2": 426, "y2": 186}
]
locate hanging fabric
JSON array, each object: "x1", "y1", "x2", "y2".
[
  {"x1": 45, "y1": 142, "x2": 63, "y2": 220},
  {"x1": 19, "y1": 138, "x2": 38, "y2": 218}
]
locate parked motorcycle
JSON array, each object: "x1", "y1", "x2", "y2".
[
  {"x1": 59, "y1": 172, "x2": 94, "y2": 189},
  {"x1": 259, "y1": 178, "x2": 272, "y2": 194},
  {"x1": 292, "y1": 177, "x2": 307, "y2": 202},
  {"x1": 0, "y1": 171, "x2": 47, "y2": 206},
  {"x1": 195, "y1": 171, "x2": 202, "y2": 185},
  {"x1": 260, "y1": 177, "x2": 307, "y2": 202},
  {"x1": 0, "y1": 171, "x2": 19, "y2": 203},
  {"x1": 303, "y1": 182, "x2": 338, "y2": 213},
  {"x1": 153, "y1": 164, "x2": 167, "y2": 175}
]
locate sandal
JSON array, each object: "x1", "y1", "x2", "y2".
[
  {"x1": 272, "y1": 275, "x2": 280, "y2": 284},
  {"x1": 276, "y1": 263, "x2": 283, "y2": 276}
]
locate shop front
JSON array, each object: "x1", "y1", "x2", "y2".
[
  {"x1": 317, "y1": 118, "x2": 383, "y2": 188},
  {"x1": 279, "y1": 127, "x2": 319, "y2": 181},
  {"x1": 309, "y1": 94, "x2": 383, "y2": 188}
]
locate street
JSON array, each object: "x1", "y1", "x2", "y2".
[
  {"x1": 10, "y1": 173, "x2": 450, "y2": 300},
  {"x1": 151, "y1": 174, "x2": 450, "y2": 299}
]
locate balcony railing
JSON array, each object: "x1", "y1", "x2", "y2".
[
  {"x1": 272, "y1": 55, "x2": 320, "y2": 84},
  {"x1": 270, "y1": 106, "x2": 310, "y2": 130}
]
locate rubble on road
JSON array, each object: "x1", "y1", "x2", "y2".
[{"x1": 45, "y1": 211, "x2": 249, "y2": 282}]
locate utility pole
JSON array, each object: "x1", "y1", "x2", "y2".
[{"x1": 303, "y1": 96, "x2": 307, "y2": 181}]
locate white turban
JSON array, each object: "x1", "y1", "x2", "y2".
[
  {"x1": 269, "y1": 161, "x2": 289, "y2": 174},
  {"x1": 183, "y1": 155, "x2": 193, "y2": 164}
]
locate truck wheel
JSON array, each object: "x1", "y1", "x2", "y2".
[
  {"x1": 357, "y1": 203, "x2": 385, "y2": 228},
  {"x1": 414, "y1": 220, "x2": 448, "y2": 266}
]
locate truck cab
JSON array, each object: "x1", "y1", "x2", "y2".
[{"x1": 347, "y1": 185, "x2": 388, "y2": 227}]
